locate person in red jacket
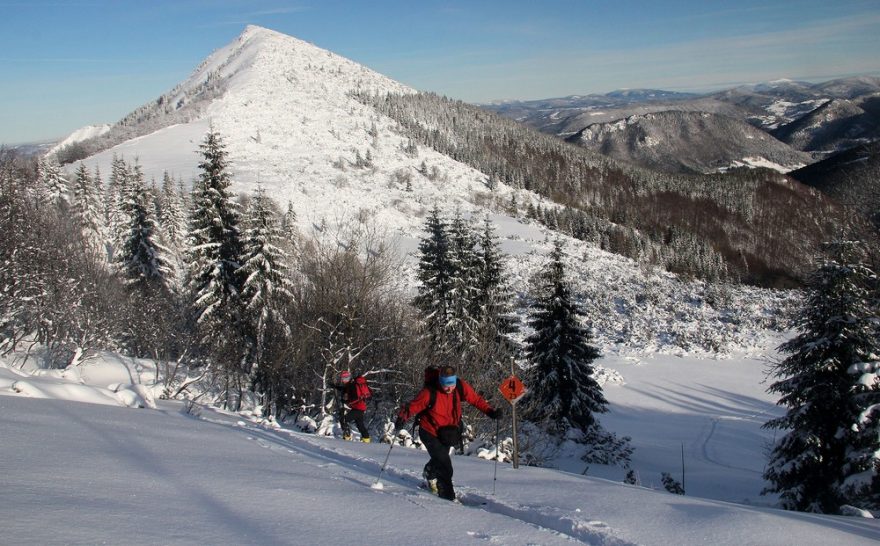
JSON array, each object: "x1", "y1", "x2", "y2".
[
  {"x1": 337, "y1": 371, "x2": 372, "y2": 443},
  {"x1": 395, "y1": 365, "x2": 500, "y2": 501}
]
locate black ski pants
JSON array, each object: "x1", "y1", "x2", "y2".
[
  {"x1": 419, "y1": 428, "x2": 455, "y2": 500},
  {"x1": 341, "y1": 409, "x2": 370, "y2": 439}
]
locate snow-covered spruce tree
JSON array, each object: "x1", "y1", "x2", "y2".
[
  {"x1": 523, "y1": 240, "x2": 607, "y2": 434},
  {"x1": 38, "y1": 155, "x2": 69, "y2": 209},
  {"x1": 116, "y1": 166, "x2": 177, "y2": 357},
  {"x1": 186, "y1": 129, "x2": 244, "y2": 322},
  {"x1": 238, "y1": 187, "x2": 295, "y2": 416},
  {"x1": 413, "y1": 206, "x2": 454, "y2": 357},
  {"x1": 106, "y1": 154, "x2": 130, "y2": 256},
  {"x1": 185, "y1": 129, "x2": 246, "y2": 405},
  {"x1": 117, "y1": 167, "x2": 174, "y2": 293},
  {"x1": 446, "y1": 210, "x2": 481, "y2": 362},
  {"x1": 158, "y1": 171, "x2": 187, "y2": 262},
  {"x1": 281, "y1": 199, "x2": 297, "y2": 234},
  {"x1": 842, "y1": 347, "x2": 880, "y2": 511},
  {"x1": 474, "y1": 215, "x2": 519, "y2": 344},
  {"x1": 71, "y1": 162, "x2": 104, "y2": 249},
  {"x1": 279, "y1": 199, "x2": 299, "y2": 255},
  {"x1": 763, "y1": 240, "x2": 880, "y2": 514}
]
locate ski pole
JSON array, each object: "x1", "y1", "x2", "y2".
[
  {"x1": 374, "y1": 439, "x2": 395, "y2": 486},
  {"x1": 492, "y1": 417, "x2": 500, "y2": 495}
]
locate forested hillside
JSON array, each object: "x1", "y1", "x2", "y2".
[{"x1": 359, "y1": 92, "x2": 852, "y2": 287}]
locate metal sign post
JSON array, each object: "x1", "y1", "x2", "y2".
[{"x1": 499, "y1": 373, "x2": 526, "y2": 469}]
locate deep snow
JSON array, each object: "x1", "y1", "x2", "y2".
[{"x1": 1, "y1": 351, "x2": 878, "y2": 545}]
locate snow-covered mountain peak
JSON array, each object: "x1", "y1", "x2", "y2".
[
  {"x1": 166, "y1": 24, "x2": 411, "y2": 117},
  {"x1": 77, "y1": 25, "x2": 527, "y2": 270},
  {"x1": 78, "y1": 24, "x2": 428, "y2": 225}
]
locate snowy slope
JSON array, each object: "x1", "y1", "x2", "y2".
[
  {"x1": 47, "y1": 123, "x2": 110, "y2": 156},
  {"x1": 1, "y1": 354, "x2": 878, "y2": 545},
  {"x1": 78, "y1": 24, "x2": 489, "y2": 238}
]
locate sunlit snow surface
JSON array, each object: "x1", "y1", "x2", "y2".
[{"x1": 1, "y1": 353, "x2": 878, "y2": 545}]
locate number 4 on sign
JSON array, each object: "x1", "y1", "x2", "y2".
[{"x1": 499, "y1": 375, "x2": 526, "y2": 404}]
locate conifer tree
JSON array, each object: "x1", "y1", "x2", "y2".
[
  {"x1": 158, "y1": 171, "x2": 186, "y2": 252},
  {"x1": 763, "y1": 241, "x2": 880, "y2": 513},
  {"x1": 281, "y1": 200, "x2": 297, "y2": 233},
  {"x1": 413, "y1": 206, "x2": 453, "y2": 355},
  {"x1": 446, "y1": 210, "x2": 480, "y2": 357},
  {"x1": 475, "y1": 215, "x2": 517, "y2": 335},
  {"x1": 280, "y1": 199, "x2": 299, "y2": 253},
  {"x1": 186, "y1": 129, "x2": 244, "y2": 327},
  {"x1": 523, "y1": 240, "x2": 606, "y2": 435},
  {"x1": 472, "y1": 216, "x2": 519, "y2": 358},
  {"x1": 38, "y1": 155, "x2": 69, "y2": 209},
  {"x1": 239, "y1": 188, "x2": 294, "y2": 347},
  {"x1": 238, "y1": 187, "x2": 295, "y2": 410},
  {"x1": 71, "y1": 162, "x2": 103, "y2": 248},
  {"x1": 117, "y1": 164, "x2": 173, "y2": 293},
  {"x1": 107, "y1": 155, "x2": 131, "y2": 253}
]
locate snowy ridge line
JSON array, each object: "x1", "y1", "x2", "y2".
[{"x1": 201, "y1": 410, "x2": 638, "y2": 546}]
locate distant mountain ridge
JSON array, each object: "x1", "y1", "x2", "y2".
[
  {"x1": 484, "y1": 76, "x2": 880, "y2": 169},
  {"x1": 772, "y1": 97, "x2": 880, "y2": 153},
  {"x1": 566, "y1": 110, "x2": 810, "y2": 174}
]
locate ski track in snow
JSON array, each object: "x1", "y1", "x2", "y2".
[
  {"x1": 194, "y1": 407, "x2": 637, "y2": 545},
  {"x1": 696, "y1": 417, "x2": 761, "y2": 475}
]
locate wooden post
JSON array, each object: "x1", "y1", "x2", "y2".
[
  {"x1": 511, "y1": 401, "x2": 519, "y2": 469},
  {"x1": 681, "y1": 442, "x2": 686, "y2": 494}
]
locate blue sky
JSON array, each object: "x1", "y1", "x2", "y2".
[{"x1": 1, "y1": 0, "x2": 878, "y2": 144}]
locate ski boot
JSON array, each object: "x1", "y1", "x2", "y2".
[
  {"x1": 422, "y1": 466, "x2": 439, "y2": 495},
  {"x1": 361, "y1": 437, "x2": 371, "y2": 443}
]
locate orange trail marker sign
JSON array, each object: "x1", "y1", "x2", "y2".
[
  {"x1": 499, "y1": 375, "x2": 527, "y2": 469},
  {"x1": 499, "y1": 375, "x2": 526, "y2": 404}
]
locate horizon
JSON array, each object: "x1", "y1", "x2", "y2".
[{"x1": 1, "y1": 0, "x2": 879, "y2": 145}]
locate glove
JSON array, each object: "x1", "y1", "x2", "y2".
[
  {"x1": 394, "y1": 417, "x2": 405, "y2": 430},
  {"x1": 487, "y1": 408, "x2": 501, "y2": 420}
]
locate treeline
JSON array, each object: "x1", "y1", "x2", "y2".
[{"x1": 354, "y1": 91, "x2": 857, "y2": 287}]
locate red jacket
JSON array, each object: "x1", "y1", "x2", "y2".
[
  {"x1": 339, "y1": 376, "x2": 369, "y2": 411},
  {"x1": 398, "y1": 379, "x2": 492, "y2": 437}
]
